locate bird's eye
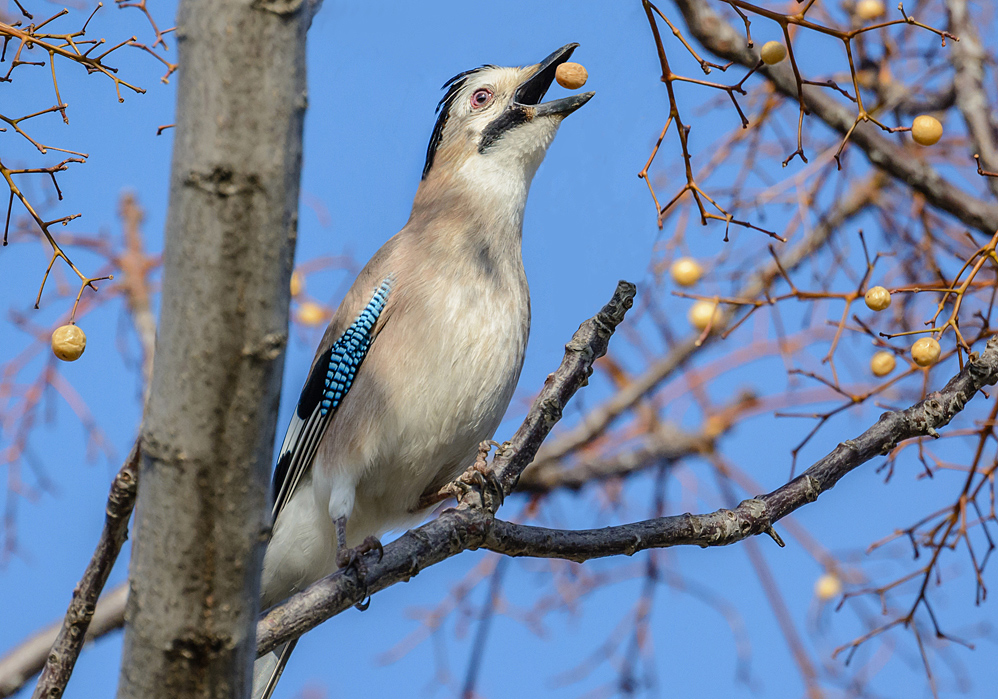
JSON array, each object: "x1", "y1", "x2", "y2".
[{"x1": 470, "y1": 88, "x2": 493, "y2": 109}]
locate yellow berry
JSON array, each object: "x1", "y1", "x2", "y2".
[
  {"x1": 911, "y1": 115, "x2": 942, "y2": 146},
  {"x1": 688, "y1": 300, "x2": 720, "y2": 331},
  {"x1": 297, "y1": 301, "x2": 327, "y2": 327},
  {"x1": 290, "y1": 271, "x2": 304, "y2": 298},
  {"x1": 855, "y1": 0, "x2": 885, "y2": 20},
  {"x1": 555, "y1": 62, "x2": 588, "y2": 90},
  {"x1": 815, "y1": 573, "x2": 843, "y2": 601},
  {"x1": 760, "y1": 41, "x2": 787, "y2": 65},
  {"x1": 864, "y1": 286, "x2": 891, "y2": 311},
  {"x1": 51, "y1": 324, "x2": 87, "y2": 362},
  {"x1": 870, "y1": 351, "x2": 896, "y2": 377},
  {"x1": 911, "y1": 337, "x2": 941, "y2": 367},
  {"x1": 670, "y1": 257, "x2": 703, "y2": 287}
]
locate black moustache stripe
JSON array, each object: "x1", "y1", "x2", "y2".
[{"x1": 478, "y1": 105, "x2": 531, "y2": 153}]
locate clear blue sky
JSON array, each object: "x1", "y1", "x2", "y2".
[{"x1": 2, "y1": 1, "x2": 995, "y2": 698}]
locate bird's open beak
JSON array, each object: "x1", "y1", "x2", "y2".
[{"x1": 514, "y1": 43, "x2": 594, "y2": 117}]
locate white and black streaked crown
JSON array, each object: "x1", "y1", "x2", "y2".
[{"x1": 421, "y1": 65, "x2": 496, "y2": 180}]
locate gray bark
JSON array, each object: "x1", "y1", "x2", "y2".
[{"x1": 116, "y1": 0, "x2": 310, "y2": 696}]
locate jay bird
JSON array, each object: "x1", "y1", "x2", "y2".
[{"x1": 253, "y1": 43, "x2": 593, "y2": 699}]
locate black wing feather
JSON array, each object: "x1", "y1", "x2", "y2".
[{"x1": 271, "y1": 279, "x2": 392, "y2": 518}]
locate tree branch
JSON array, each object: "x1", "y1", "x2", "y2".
[
  {"x1": 528, "y1": 171, "x2": 883, "y2": 471},
  {"x1": 482, "y1": 335, "x2": 998, "y2": 561},
  {"x1": 257, "y1": 292, "x2": 998, "y2": 657},
  {"x1": 515, "y1": 421, "x2": 710, "y2": 493},
  {"x1": 491, "y1": 282, "x2": 638, "y2": 499},
  {"x1": 31, "y1": 443, "x2": 139, "y2": 699},
  {"x1": 0, "y1": 586, "x2": 127, "y2": 699},
  {"x1": 668, "y1": 0, "x2": 998, "y2": 235}
]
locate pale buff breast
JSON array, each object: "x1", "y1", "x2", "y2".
[{"x1": 311, "y1": 263, "x2": 530, "y2": 544}]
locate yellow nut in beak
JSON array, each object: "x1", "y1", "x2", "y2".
[{"x1": 555, "y1": 62, "x2": 588, "y2": 90}]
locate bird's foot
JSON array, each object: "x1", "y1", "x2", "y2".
[
  {"x1": 449, "y1": 440, "x2": 505, "y2": 511},
  {"x1": 336, "y1": 535, "x2": 383, "y2": 611},
  {"x1": 474, "y1": 439, "x2": 500, "y2": 469},
  {"x1": 336, "y1": 534, "x2": 383, "y2": 569},
  {"x1": 411, "y1": 441, "x2": 508, "y2": 513}
]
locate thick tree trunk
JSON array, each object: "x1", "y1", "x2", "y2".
[{"x1": 116, "y1": 0, "x2": 310, "y2": 696}]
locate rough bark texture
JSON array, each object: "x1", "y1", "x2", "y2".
[{"x1": 116, "y1": 0, "x2": 309, "y2": 696}]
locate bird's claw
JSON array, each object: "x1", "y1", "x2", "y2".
[
  {"x1": 336, "y1": 535, "x2": 383, "y2": 611},
  {"x1": 451, "y1": 443, "x2": 505, "y2": 511},
  {"x1": 474, "y1": 439, "x2": 500, "y2": 469},
  {"x1": 336, "y1": 534, "x2": 383, "y2": 569},
  {"x1": 364, "y1": 535, "x2": 385, "y2": 562}
]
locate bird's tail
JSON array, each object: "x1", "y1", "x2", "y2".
[{"x1": 251, "y1": 638, "x2": 298, "y2": 699}]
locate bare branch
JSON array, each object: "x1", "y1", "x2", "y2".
[
  {"x1": 0, "y1": 585, "x2": 127, "y2": 699},
  {"x1": 669, "y1": 0, "x2": 998, "y2": 236},
  {"x1": 30, "y1": 444, "x2": 138, "y2": 699},
  {"x1": 516, "y1": 421, "x2": 710, "y2": 493},
  {"x1": 257, "y1": 297, "x2": 998, "y2": 658},
  {"x1": 483, "y1": 335, "x2": 998, "y2": 562}
]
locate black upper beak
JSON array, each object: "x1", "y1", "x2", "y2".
[{"x1": 514, "y1": 43, "x2": 594, "y2": 117}]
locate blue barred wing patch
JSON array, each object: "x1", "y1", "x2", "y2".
[
  {"x1": 272, "y1": 278, "x2": 393, "y2": 517},
  {"x1": 319, "y1": 280, "x2": 390, "y2": 416}
]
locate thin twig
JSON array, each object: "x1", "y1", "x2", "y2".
[{"x1": 30, "y1": 442, "x2": 140, "y2": 699}]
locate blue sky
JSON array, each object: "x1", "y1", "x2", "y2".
[{"x1": 2, "y1": 1, "x2": 996, "y2": 698}]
